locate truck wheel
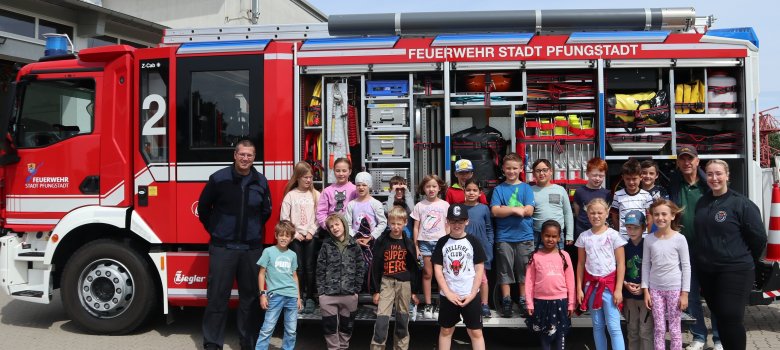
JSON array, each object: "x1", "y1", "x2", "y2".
[{"x1": 60, "y1": 239, "x2": 157, "y2": 334}]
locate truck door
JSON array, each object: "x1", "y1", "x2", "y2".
[
  {"x1": 2, "y1": 72, "x2": 101, "y2": 231},
  {"x1": 174, "y1": 54, "x2": 264, "y2": 244},
  {"x1": 133, "y1": 49, "x2": 176, "y2": 243}
]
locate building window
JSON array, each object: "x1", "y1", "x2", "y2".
[
  {"x1": 88, "y1": 35, "x2": 118, "y2": 48},
  {"x1": 38, "y1": 19, "x2": 74, "y2": 40},
  {"x1": 0, "y1": 8, "x2": 35, "y2": 38}
]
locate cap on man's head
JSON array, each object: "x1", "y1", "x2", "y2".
[
  {"x1": 355, "y1": 172, "x2": 373, "y2": 189},
  {"x1": 677, "y1": 145, "x2": 698, "y2": 158},
  {"x1": 624, "y1": 210, "x2": 646, "y2": 227},
  {"x1": 447, "y1": 204, "x2": 469, "y2": 220},
  {"x1": 454, "y1": 159, "x2": 474, "y2": 173}
]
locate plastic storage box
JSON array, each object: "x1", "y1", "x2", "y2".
[
  {"x1": 369, "y1": 168, "x2": 409, "y2": 194},
  {"x1": 367, "y1": 103, "x2": 408, "y2": 127}
]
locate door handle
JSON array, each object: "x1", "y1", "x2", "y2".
[{"x1": 79, "y1": 176, "x2": 99, "y2": 194}]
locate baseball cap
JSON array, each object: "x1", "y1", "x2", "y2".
[
  {"x1": 677, "y1": 145, "x2": 698, "y2": 157},
  {"x1": 624, "y1": 210, "x2": 646, "y2": 227},
  {"x1": 454, "y1": 159, "x2": 474, "y2": 173},
  {"x1": 447, "y1": 204, "x2": 469, "y2": 220}
]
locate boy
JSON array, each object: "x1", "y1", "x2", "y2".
[
  {"x1": 622, "y1": 211, "x2": 654, "y2": 350},
  {"x1": 345, "y1": 172, "x2": 388, "y2": 291},
  {"x1": 256, "y1": 220, "x2": 302, "y2": 350},
  {"x1": 611, "y1": 159, "x2": 653, "y2": 240},
  {"x1": 432, "y1": 204, "x2": 487, "y2": 350},
  {"x1": 383, "y1": 175, "x2": 415, "y2": 215},
  {"x1": 316, "y1": 213, "x2": 366, "y2": 350},
  {"x1": 490, "y1": 153, "x2": 535, "y2": 318},
  {"x1": 531, "y1": 159, "x2": 574, "y2": 249},
  {"x1": 369, "y1": 206, "x2": 421, "y2": 350},
  {"x1": 446, "y1": 159, "x2": 488, "y2": 205},
  {"x1": 640, "y1": 160, "x2": 670, "y2": 201},
  {"x1": 571, "y1": 157, "x2": 612, "y2": 271}
]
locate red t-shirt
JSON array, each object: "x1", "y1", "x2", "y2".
[{"x1": 445, "y1": 184, "x2": 488, "y2": 205}]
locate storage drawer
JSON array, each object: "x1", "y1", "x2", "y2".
[
  {"x1": 368, "y1": 134, "x2": 409, "y2": 159},
  {"x1": 367, "y1": 103, "x2": 408, "y2": 127},
  {"x1": 369, "y1": 168, "x2": 409, "y2": 194}
]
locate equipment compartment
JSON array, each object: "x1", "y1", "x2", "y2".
[{"x1": 367, "y1": 134, "x2": 410, "y2": 159}]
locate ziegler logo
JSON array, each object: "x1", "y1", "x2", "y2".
[{"x1": 173, "y1": 271, "x2": 206, "y2": 285}]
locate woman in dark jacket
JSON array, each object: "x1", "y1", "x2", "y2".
[{"x1": 693, "y1": 159, "x2": 767, "y2": 350}]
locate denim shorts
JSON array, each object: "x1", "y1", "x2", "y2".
[{"x1": 418, "y1": 240, "x2": 437, "y2": 256}]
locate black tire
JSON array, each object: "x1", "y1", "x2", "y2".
[{"x1": 60, "y1": 239, "x2": 157, "y2": 334}]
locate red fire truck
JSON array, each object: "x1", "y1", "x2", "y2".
[{"x1": 0, "y1": 7, "x2": 777, "y2": 334}]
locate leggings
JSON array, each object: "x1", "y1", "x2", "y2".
[
  {"x1": 289, "y1": 237, "x2": 320, "y2": 300},
  {"x1": 540, "y1": 332, "x2": 565, "y2": 350},
  {"x1": 649, "y1": 289, "x2": 682, "y2": 350},
  {"x1": 697, "y1": 268, "x2": 754, "y2": 350}
]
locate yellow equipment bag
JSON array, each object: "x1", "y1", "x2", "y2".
[
  {"x1": 606, "y1": 90, "x2": 670, "y2": 128},
  {"x1": 674, "y1": 80, "x2": 705, "y2": 114}
]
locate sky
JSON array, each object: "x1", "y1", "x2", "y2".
[{"x1": 307, "y1": 0, "x2": 779, "y2": 113}]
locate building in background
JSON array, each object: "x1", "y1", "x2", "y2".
[{"x1": 0, "y1": 0, "x2": 325, "y2": 94}]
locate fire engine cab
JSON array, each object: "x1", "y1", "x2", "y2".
[{"x1": 0, "y1": 7, "x2": 777, "y2": 334}]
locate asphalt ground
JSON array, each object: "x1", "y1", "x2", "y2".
[{"x1": 1, "y1": 290, "x2": 778, "y2": 349}]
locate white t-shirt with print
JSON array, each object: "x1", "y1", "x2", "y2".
[
  {"x1": 574, "y1": 227, "x2": 626, "y2": 277},
  {"x1": 410, "y1": 199, "x2": 450, "y2": 242}
]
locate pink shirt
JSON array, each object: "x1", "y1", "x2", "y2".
[{"x1": 524, "y1": 250, "x2": 576, "y2": 311}]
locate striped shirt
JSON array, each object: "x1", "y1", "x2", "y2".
[{"x1": 611, "y1": 188, "x2": 653, "y2": 237}]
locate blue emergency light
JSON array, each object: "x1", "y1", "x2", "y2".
[{"x1": 43, "y1": 33, "x2": 73, "y2": 57}]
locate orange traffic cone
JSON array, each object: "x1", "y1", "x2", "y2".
[{"x1": 767, "y1": 183, "x2": 780, "y2": 261}]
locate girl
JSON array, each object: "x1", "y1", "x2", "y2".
[
  {"x1": 642, "y1": 199, "x2": 690, "y2": 350},
  {"x1": 280, "y1": 161, "x2": 321, "y2": 314},
  {"x1": 411, "y1": 174, "x2": 449, "y2": 319},
  {"x1": 525, "y1": 220, "x2": 575, "y2": 350},
  {"x1": 575, "y1": 198, "x2": 626, "y2": 350},
  {"x1": 316, "y1": 157, "x2": 357, "y2": 231},
  {"x1": 344, "y1": 172, "x2": 387, "y2": 291},
  {"x1": 463, "y1": 179, "x2": 494, "y2": 318}
]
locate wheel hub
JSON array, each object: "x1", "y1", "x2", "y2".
[{"x1": 77, "y1": 259, "x2": 135, "y2": 318}]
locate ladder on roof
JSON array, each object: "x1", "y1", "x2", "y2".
[{"x1": 162, "y1": 23, "x2": 332, "y2": 44}]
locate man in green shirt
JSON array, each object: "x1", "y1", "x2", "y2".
[{"x1": 669, "y1": 145, "x2": 720, "y2": 350}]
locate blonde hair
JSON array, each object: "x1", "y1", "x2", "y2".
[
  {"x1": 387, "y1": 206, "x2": 409, "y2": 223},
  {"x1": 283, "y1": 161, "x2": 319, "y2": 208},
  {"x1": 705, "y1": 159, "x2": 730, "y2": 175},
  {"x1": 585, "y1": 197, "x2": 610, "y2": 213},
  {"x1": 325, "y1": 213, "x2": 345, "y2": 227}
]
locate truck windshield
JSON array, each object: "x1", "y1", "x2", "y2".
[{"x1": 14, "y1": 79, "x2": 95, "y2": 148}]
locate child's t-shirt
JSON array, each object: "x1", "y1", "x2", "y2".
[
  {"x1": 641, "y1": 233, "x2": 691, "y2": 292},
  {"x1": 431, "y1": 234, "x2": 486, "y2": 298},
  {"x1": 611, "y1": 188, "x2": 653, "y2": 237},
  {"x1": 574, "y1": 227, "x2": 626, "y2": 277},
  {"x1": 465, "y1": 203, "x2": 494, "y2": 270},
  {"x1": 531, "y1": 184, "x2": 574, "y2": 241},
  {"x1": 623, "y1": 238, "x2": 645, "y2": 300},
  {"x1": 280, "y1": 189, "x2": 320, "y2": 237},
  {"x1": 573, "y1": 186, "x2": 612, "y2": 238},
  {"x1": 524, "y1": 250, "x2": 576, "y2": 311},
  {"x1": 382, "y1": 237, "x2": 411, "y2": 281},
  {"x1": 445, "y1": 184, "x2": 488, "y2": 205},
  {"x1": 345, "y1": 198, "x2": 387, "y2": 239},
  {"x1": 316, "y1": 182, "x2": 358, "y2": 229},
  {"x1": 646, "y1": 184, "x2": 670, "y2": 201},
  {"x1": 257, "y1": 246, "x2": 299, "y2": 298},
  {"x1": 410, "y1": 199, "x2": 450, "y2": 242},
  {"x1": 490, "y1": 182, "x2": 535, "y2": 243}
]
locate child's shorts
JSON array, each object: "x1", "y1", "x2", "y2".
[
  {"x1": 418, "y1": 240, "x2": 437, "y2": 257},
  {"x1": 496, "y1": 240, "x2": 535, "y2": 285},
  {"x1": 438, "y1": 294, "x2": 483, "y2": 329}
]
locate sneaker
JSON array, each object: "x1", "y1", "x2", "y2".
[
  {"x1": 519, "y1": 297, "x2": 529, "y2": 317},
  {"x1": 432, "y1": 305, "x2": 440, "y2": 319},
  {"x1": 423, "y1": 304, "x2": 433, "y2": 319},
  {"x1": 501, "y1": 297, "x2": 513, "y2": 318},
  {"x1": 481, "y1": 303, "x2": 491, "y2": 318},
  {"x1": 303, "y1": 299, "x2": 316, "y2": 314},
  {"x1": 713, "y1": 343, "x2": 724, "y2": 350},
  {"x1": 685, "y1": 340, "x2": 705, "y2": 350}
]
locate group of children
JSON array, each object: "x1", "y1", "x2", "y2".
[{"x1": 255, "y1": 154, "x2": 692, "y2": 350}]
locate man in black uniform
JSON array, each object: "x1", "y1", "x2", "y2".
[{"x1": 198, "y1": 139, "x2": 272, "y2": 350}]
